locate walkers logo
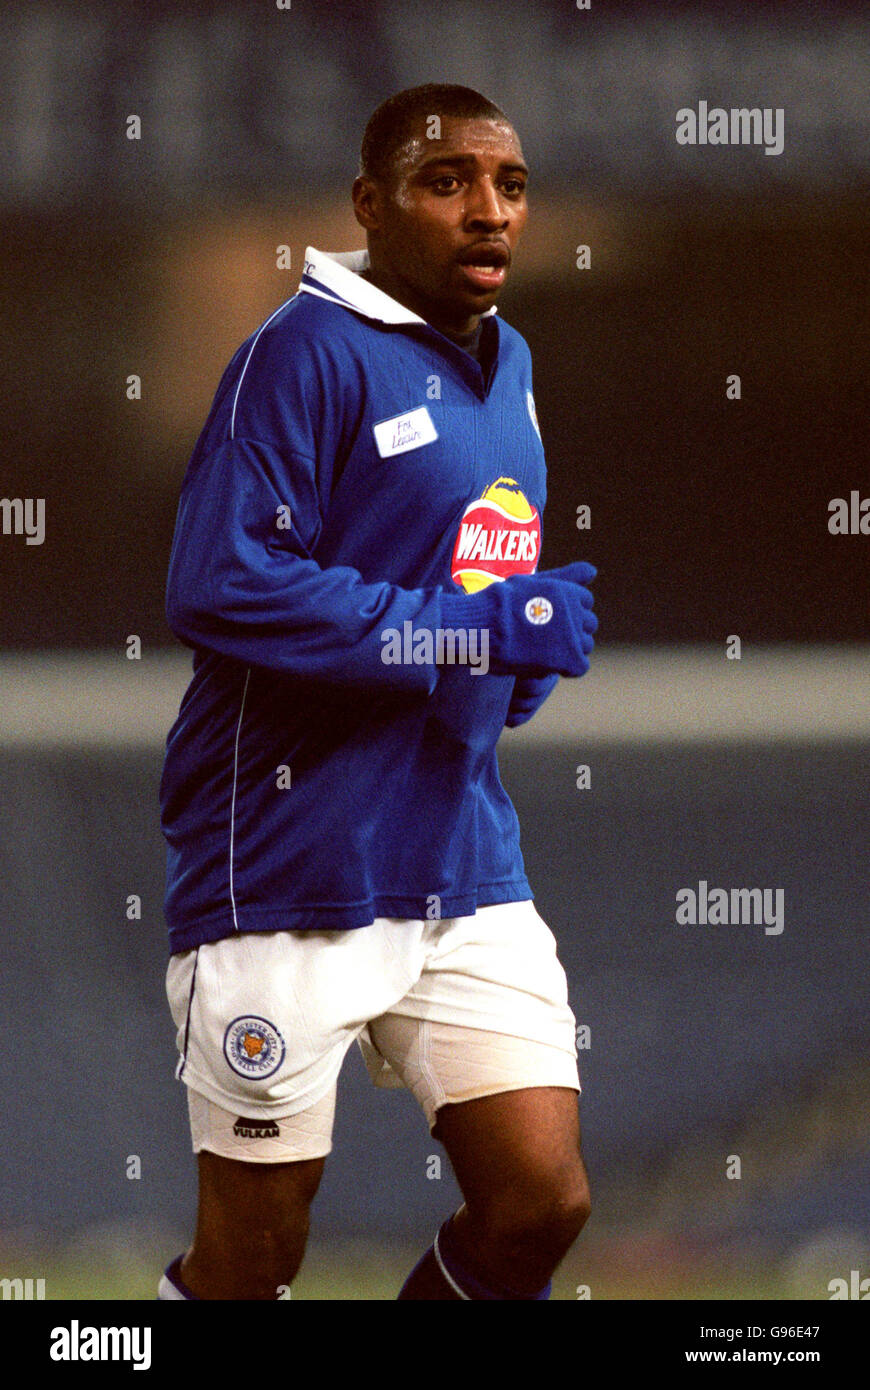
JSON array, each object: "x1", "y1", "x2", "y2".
[
  {"x1": 223, "y1": 1016, "x2": 286, "y2": 1079},
  {"x1": 451, "y1": 477, "x2": 541, "y2": 593}
]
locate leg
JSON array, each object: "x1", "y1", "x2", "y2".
[
  {"x1": 435, "y1": 1085, "x2": 590, "y2": 1296},
  {"x1": 164, "y1": 924, "x2": 407, "y2": 1301},
  {"x1": 365, "y1": 896, "x2": 587, "y2": 1300},
  {"x1": 170, "y1": 1084, "x2": 336, "y2": 1301},
  {"x1": 180, "y1": 1149, "x2": 326, "y2": 1300}
]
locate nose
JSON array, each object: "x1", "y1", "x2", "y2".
[{"x1": 465, "y1": 177, "x2": 508, "y2": 229}]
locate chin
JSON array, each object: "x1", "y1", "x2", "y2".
[{"x1": 457, "y1": 287, "x2": 500, "y2": 314}]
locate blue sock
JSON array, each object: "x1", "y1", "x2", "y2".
[
  {"x1": 397, "y1": 1241, "x2": 463, "y2": 1300},
  {"x1": 157, "y1": 1254, "x2": 200, "y2": 1300},
  {"x1": 398, "y1": 1214, "x2": 552, "y2": 1301}
]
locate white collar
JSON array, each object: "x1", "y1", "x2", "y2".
[{"x1": 299, "y1": 246, "x2": 498, "y2": 327}]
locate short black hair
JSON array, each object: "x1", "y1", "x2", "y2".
[{"x1": 359, "y1": 84, "x2": 512, "y2": 184}]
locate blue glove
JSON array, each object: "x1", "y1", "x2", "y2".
[
  {"x1": 505, "y1": 673, "x2": 559, "y2": 728},
  {"x1": 439, "y1": 561, "x2": 597, "y2": 679}
]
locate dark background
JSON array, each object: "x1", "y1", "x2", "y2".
[{"x1": 0, "y1": 0, "x2": 867, "y2": 645}]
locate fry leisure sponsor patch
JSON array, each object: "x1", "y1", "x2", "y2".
[{"x1": 372, "y1": 405, "x2": 438, "y2": 458}]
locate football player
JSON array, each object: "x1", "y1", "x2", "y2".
[{"x1": 158, "y1": 84, "x2": 597, "y2": 1301}]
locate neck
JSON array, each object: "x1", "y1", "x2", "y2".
[{"x1": 361, "y1": 262, "x2": 481, "y2": 338}]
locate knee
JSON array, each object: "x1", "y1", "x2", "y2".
[
  {"x1": 539, "y1": 1177, "x2": 591, "y2": 1249},
  {"x1": 192, "y1": 1153, "x2": 321, "y2": 1298},
  {"x1": 482, "y1": 1171, "x2": 591, "y2": 1257},
  {"x1": 566, "y1": 1174, "x2": 592, "y2": 1235}
]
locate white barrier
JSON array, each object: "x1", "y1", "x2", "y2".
[{"x1": 0, "y1": 646, "x2": 867, "y2": 747}]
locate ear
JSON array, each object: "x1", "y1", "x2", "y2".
[{"x1": 352, "y1": 174, "x2": 381, "y2": 232}]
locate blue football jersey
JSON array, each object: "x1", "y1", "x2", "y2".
[{"x1": 160, "y1": 247, "x2": 548, "y2": 952}]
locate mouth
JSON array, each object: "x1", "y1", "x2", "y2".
[
  {"x1": 457, "y1": 243, "x2": 510, "y2": 292},
  {"x1": 459, "y1": 263, "x2": 507, "y2": 291}
]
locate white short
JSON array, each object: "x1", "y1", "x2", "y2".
[{"x1": 166, "y1": 900, "x2": 580, "y2": 1161}]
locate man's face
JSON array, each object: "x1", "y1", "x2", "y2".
[{"x1": 353, "y1": 116, "x2": 528, "y2": 334}]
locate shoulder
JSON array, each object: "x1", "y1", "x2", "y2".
[
  {"x1": 239, "y1": 291, "x2": 371, "y2": 379},
  {"x1": 224, "y1": 292, "x2": 373, "y2": 444}
]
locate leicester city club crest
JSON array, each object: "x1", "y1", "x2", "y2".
[{"x1": 223, "y1": 1016, "x2": 286, "y2": 1079}]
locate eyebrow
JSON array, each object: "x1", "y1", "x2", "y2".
[{"x1": 414, "y1": 154, "x2": 529, "y2": 177}]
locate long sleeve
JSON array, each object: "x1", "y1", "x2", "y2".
[{"x1": 166, "y1": 435, "x2": 446, "y2": 693}]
